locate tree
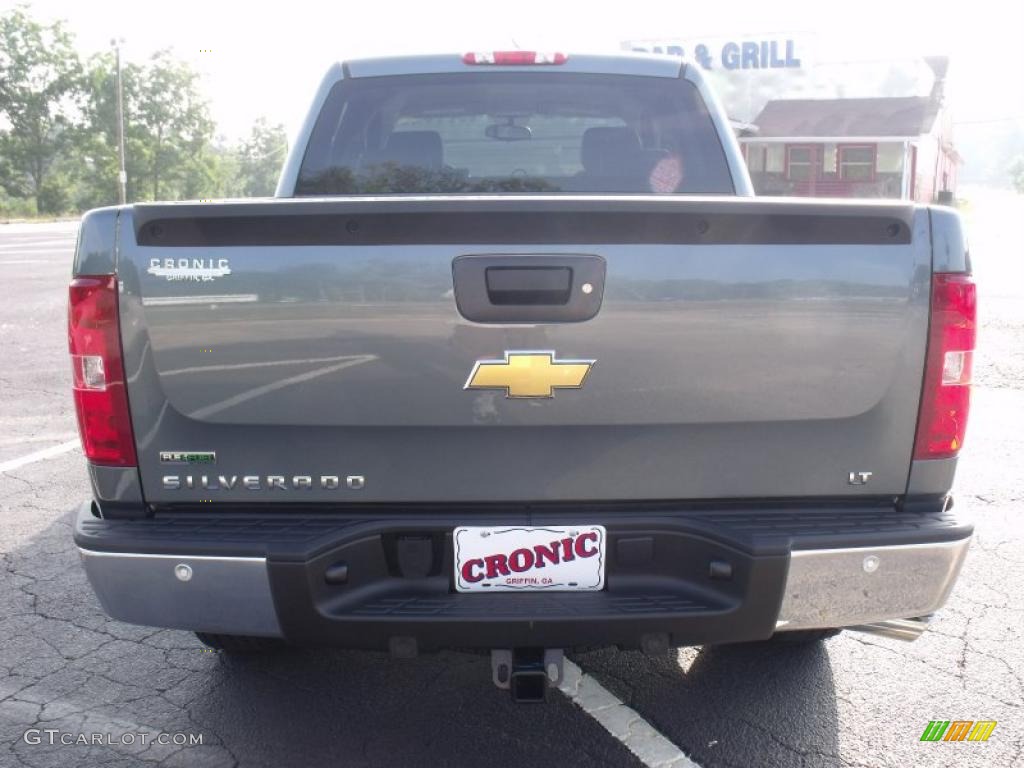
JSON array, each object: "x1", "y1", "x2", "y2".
[
  {"x1": 0, "y1": 6, "x2": 82, "y2": 213},
  {"x1": 130, "y1": 50, "x2": 215, "y2": 201},
  {"x1": 78, "y1": 48, "x2": 221, "y2": 205},
  {"x1": 75, "y1": 51, "x2": 139, "y2": 209},
  {"x1": 1011, "y1": 157, "x2": 1024, "y2": 194},
  {"x1": 234, "y1": 118, "x2": 287, "y2": 197}
]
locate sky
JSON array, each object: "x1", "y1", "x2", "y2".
[{"x1": 4, "y1": 0, "x2": 1023, "y2": 179}]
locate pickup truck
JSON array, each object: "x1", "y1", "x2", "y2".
[{"x1": 70, "y1": 51, "x2": 975, "y2": 701}]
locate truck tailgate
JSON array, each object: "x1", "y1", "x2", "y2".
[{"x1": 119, "y1": 196, "x2": 929, "y2": 503}]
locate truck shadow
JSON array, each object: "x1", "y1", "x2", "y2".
[
  {"x1": 573, "y1": 640, "x2": 840, "y2": 766},
  {"x1": 7, "y1": 510, "x2": 629, "y2": 768},
  {"x1": 8, "y1": 507, "x2": 836, "y2": 768}
]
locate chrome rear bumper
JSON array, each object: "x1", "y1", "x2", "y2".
[
  {"x1": 79, "y1": 549, "x2": 283, "y2": 637},
  {"x1": 775, "y1": 538, "x2": 971, "y2": 636},
  {"x1": 77, "y1": 486, "x2": 972, "y2": 649},
  {"x1": 79, "y1": 534, "x2": 971, "y2": 644}
]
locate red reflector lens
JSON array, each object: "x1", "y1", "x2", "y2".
[
  {"x1": 462, "y1": 51, "x2": 567, "y2": 65},
  {"x1": 68, "y1": 275, "x2": 137, "y2": 466},
  {"x1": 913, "y1": 273, "x2": 977, "y2": 460}
]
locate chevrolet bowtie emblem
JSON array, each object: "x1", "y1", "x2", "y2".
[{"x1": 464, "y1": 351, "x2": 595, "y2": 398}]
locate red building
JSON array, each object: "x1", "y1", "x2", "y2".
[{"x1": 739, "y1": 59, "x2": 960, "y2": 203}]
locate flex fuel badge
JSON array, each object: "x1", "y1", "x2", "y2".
[
  {"x1": 160, "y1": 451, "x2": 216, "y2": 465},
  {"x1": 147, "y1": 258, "x2": 231, "y2": 282}
]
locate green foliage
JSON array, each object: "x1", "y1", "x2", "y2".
[
  {"x1": 1, "y1": 7, "x2": 290, "y2": 214},
  {"x1": 234, "y1": 118, "x2": 287, "y2": 197},
  {"x1": 78, "y1": 48, "x2": 218, "y2": 203},
  {"x1": 1011, "y1": 157, "x2": 1024, "y2": 194},
  {"x1": 74, "y1": 51, "x2": 134, "y2": 209},
  {"x1": 130, "y1": 50, "x2": 215, "y2": 200},
  {"x1": 209, "y1": 142, "x2": 240, "y2": 198},
  {"x1": 37, "y1": 172, "x2": 71, "y2": 213},
  {"x1": 0, "y1": 187, "x2": 36, "y2": 219},
  {"x1": 297, "y1": 164, "x2": 558, "y2": 195},
  {"x1": 0, "y1": 5, "x2": 82, "y2": 213}
]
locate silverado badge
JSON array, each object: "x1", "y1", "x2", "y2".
[{"x1": 464, "y1": 351, "x2": 594, "y2": 398}]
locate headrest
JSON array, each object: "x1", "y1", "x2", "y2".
[
  {"x1": 380, "y1": 130, "x2": 444, "y2": 169},
  {"x1": 580, "y1": 127, "x2": 642, "y2": 174}
]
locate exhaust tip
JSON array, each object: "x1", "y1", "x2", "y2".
[{"x1": 850, "y1": 615, "x2": 932, "y2": 642}]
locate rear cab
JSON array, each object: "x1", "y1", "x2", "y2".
[{"x1": 72, "y1": 52, "x2": 975, "y2": 659}]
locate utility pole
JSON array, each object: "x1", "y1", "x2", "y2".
[{"x1": 112, "y1": 39, "x2": 127, "y2": 205}]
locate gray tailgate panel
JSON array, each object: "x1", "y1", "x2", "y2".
[{"x1": 119, "y1": 200, "x2": 930, "y2": 503}]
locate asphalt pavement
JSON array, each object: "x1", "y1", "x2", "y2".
[{"x1": 1, "y1": 191, "x2": 1022, "y2": 768}]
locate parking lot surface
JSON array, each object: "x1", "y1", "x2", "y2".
[{"x1": 1, "y1": 192, "x2": 1022, "y2": 767}]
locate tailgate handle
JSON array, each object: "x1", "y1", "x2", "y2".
[
  {"x1": 453, "y1": 254, "x2": 605, "y2": 323},
  {"x1": 485, "y1": 267, "x2": 571, "y2": 306}
]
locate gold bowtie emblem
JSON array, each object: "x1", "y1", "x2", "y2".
[{"x1": 465, "y1": 351, "x2": 595, "y2": 398}]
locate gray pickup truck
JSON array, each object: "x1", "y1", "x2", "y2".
[{"x1": 70, "y1": 51, "x2": 976, "y2": 701}]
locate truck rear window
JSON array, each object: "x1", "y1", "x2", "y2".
[{"x1": 295, "y1": 73, "x2": 734, "y2": 196}]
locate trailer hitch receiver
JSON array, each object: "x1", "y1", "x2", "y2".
[{"x1": 491, "y1": 648, "x2": 564, "y2": 702}]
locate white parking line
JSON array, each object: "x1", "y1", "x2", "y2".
[
  {"x1": 0, "y1": 259, "x2": 47, "y2": 265},
  {"x1": 0, "y1": 240, "x2": 76, "y2": 249},
  {"x1": 0, "y1": 222, "x2": 78, "y2": 234},
  {"x1": 0, "y1": 439, "x2": 80, "y2": 473},
  {"x1": 0, "y1": 432, "x2": 77, "y2": 447},
  {"x1": 559, "y1": 660, "x2": 701, "y2": 768}
]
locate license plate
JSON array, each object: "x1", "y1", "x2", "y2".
[{"x1": 454, "y1": 525, "x2": 606, "y2": 592}]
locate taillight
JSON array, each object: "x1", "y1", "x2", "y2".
[
  {"x1": 68, "y1": 275, "x2": 137, "y2": 466},
  {"x1": 462, "y1": 51, "x2": 568, "y2": 66},
  {"x1": 913, "y1": 273, "x2": 976, "y2": 460}
]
